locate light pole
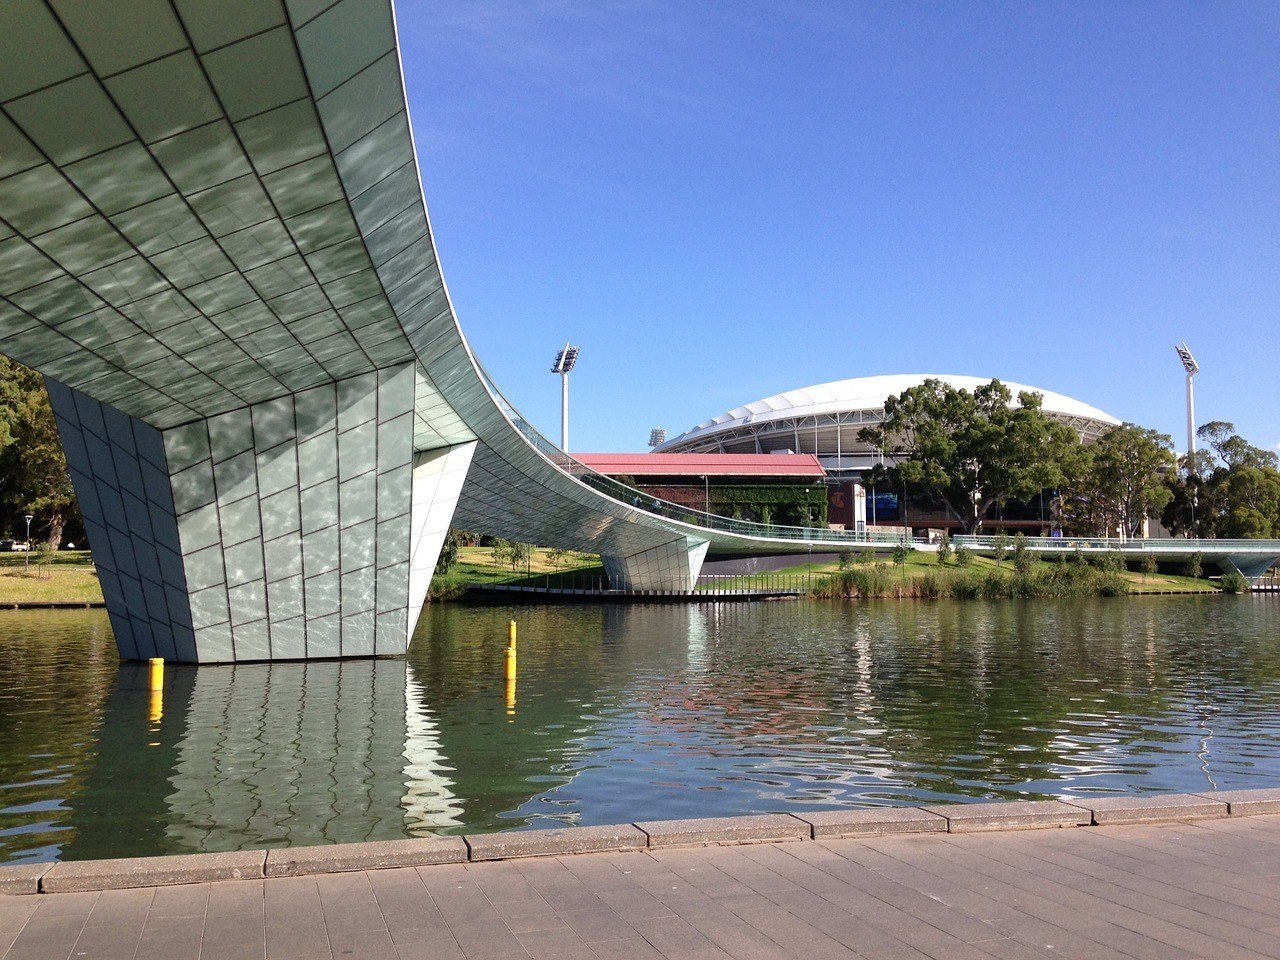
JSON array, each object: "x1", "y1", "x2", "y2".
[
  {"x1": 550, "y1": 342, "x2": 579, "y2": 451},
  {"x1": 23, "y1": 514, "x2": 33, "y2": 574},
  {"x1": 1175, "y1": 342, "x2": 1199, "y2": 464},
  {"x1": 1176, "y1": 342, "x2": 1200, "y2": 533}
]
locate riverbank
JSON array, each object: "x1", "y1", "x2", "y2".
[
  {"x1": 1, "y1": 788, "x2": 1275, "y2": 893},
  {"x1": 0, "y1": 551, "x2": 103, "y2": 606},
  {"x1": 810, "y1": 552, "x2": 1224, "y2": 599},
  {"x1": 0, "y1": 545, "x2": 1229, "y2": 606}
]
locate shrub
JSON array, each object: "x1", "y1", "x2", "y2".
[
  {"x1": 1012, "y1": 533, "x2": 1033, "y2": 575},
  {"x1": 1183, "y1": 552, "x2": 1203, "y2": 579},
  {"x1": 1220, "y1": 572, "x2": 1249, "y2": 594},
  {"x1": 838, "y1": 549, "x2": 857, "y2": 571},
  {"x1": 954, "y1": 545, "x2": 973, "y2": 567},
  {"x1": 936, "y1": 532, "x2": 952, "y2": 565}
]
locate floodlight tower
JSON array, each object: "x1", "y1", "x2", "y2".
[
  {"x1": 551, "y1": 342, "x2": 579, "y2": 451},
  {"x1": 648, "y1": 428, "x2": 667, "y2": 448},
  {"x1": 1175, "y1": 343, "x2": 1199, "y2": 464}
]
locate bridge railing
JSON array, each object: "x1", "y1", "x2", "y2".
[
  {"x1": 475, "y1": 364, "x2": 923, "y2": 546},
  {"x1": 952, "y1": 535, "x2": 1279, "y2": 552}
]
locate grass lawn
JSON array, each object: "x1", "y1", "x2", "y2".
[
  {"x1": 431, "y1": 545, "x2": 606, "y2": 596},
  {"x1": 0, "y1": 550, "x2": 103, "y2": 604}
]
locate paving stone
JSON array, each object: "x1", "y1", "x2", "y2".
[
  {"x1": 790, "y1": 807, "x2": 947, "y2": 839},
  {"x1": 1065, "y1": 793, "x2": 1228, "y2": 824},
  {"x1": 41, "y1": 850, "x2": 265, "y2": 893},
  {"x1": 0, "y1": 862, "x2": 50, "y2": 895},
  {"x1": 267, "y1": 836, "x2": 468, "y2": 877},
  {"x1": 920, "y1": 800, "x2": 1090, "y2": 832},
  {"x1": 634, "y1": 814, "x2": 809, "y2": 848},
  {"x1": 1193, "y1": 788, "x2": 1280, "y2": 816},
  {"x1": 465, "y1": 824, "x2": 646, "y2": 861}
]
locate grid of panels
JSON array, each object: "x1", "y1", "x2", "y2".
[
  {"x1": 159, "y1": 363, "x2": 418, "y2": 661},
  {"x1": 46, "y1": 377, "x2": 196, "y2": 662},
  {"x1": 601, "y1": 538, "x2": 710, "y2": 593},
  {"x1": 0, "y1": 0, "x2": 416, "y2": 430}
]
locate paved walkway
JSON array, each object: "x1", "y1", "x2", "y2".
[{"x1": 6, "y1": 815, "x2": 1280, "y2": 960}]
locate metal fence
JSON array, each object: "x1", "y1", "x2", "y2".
[
  {"x1": 694, "y1": 574, "x2": 811, "y2": 595},
  {"x1": 952, "y1": 535, "x2": 1278, "y2": 553}
]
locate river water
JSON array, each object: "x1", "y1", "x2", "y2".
[{"x1": 1, "y1": 596, "x2": 1278, "y2": 863}]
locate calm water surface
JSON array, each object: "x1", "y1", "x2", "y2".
[{"x1": 1, "y1": 597, "x2": 1278, "y2": 862}]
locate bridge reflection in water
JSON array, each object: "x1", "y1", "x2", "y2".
[{"x1": 66, "y1": 658, "x2": 468, "y2": 859}]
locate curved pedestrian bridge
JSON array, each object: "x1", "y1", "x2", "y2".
[{"x1": 0, "y1": 2, "x2": 1277, "y2": 661}]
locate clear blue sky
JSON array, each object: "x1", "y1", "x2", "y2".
[{"x1": 397, "y1": 1, "x2": 1279, "y2": 455}]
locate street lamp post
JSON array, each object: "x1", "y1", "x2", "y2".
[
  {"x1": 23, "y1": 514, "x2": 33, "y2": 574},
  {"x1": 550, "y1": 343, "x2": 580, "y2": 452}
]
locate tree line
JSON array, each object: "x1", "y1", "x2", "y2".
[{"x1": 860, "y1": 377, "x2": 1279, "y2": 539}]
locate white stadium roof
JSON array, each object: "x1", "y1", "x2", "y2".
[{"x1": 658, "y1": 375, "x2": 1121, "y2": 450}]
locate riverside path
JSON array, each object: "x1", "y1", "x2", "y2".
[{"x1": 6, "y1": 796, "x2": 1280, "y2": 959}]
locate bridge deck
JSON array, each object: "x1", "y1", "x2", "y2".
[{"x1": 5, "y1": 814, "x2": 1280, "y2": 959}]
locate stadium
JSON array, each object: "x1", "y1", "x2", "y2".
[{"x1": 650, "y1": 375, "x2": 1122, "y2": 533}]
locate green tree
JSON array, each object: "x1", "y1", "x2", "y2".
[
  {"x1": 858, "y1": 379, "x2": 1083, "y2": 534},
  {"x1": 1140, "y1": 553, "x2": 1158, "y2": 580},
  {"x1": 489, "y1": 538, "x2": 512, "y2": 569},
  {"x1": 1219, "y1": 467, "x2": 1280, "y2": 538},
  {"x1": 890, "y1": 544, "x2": 908, "y2": 573},
  {"x1": 1183, "y1": 552, "x2": 1203, "y2": 579},
  {"x1": 0, "y1": 360, "x2": 77, "y2": 548},
  {"x1": 953, "y1": 544, "x2": 972, "y2": 567},
  {"x1": 434, "y1": 530, "x2": 459, "y2": 575},
  {"x1": 509, "y1": 541, "x2": 533, "y2": 573},
  {"x1": 936, "y1": 531, "x2": 952, "y2": 565},
  {"x1": 1083, "y1": 425, "x2": 1175, "y2": 538},
  {"x1": 992, "y1": 532, "x2": 1010, "y2": 567},
  {"x1": 1012, "y1": 533, "x2": 1032, "y2": 574},
  {"x1": 1165, "y1": 423, "x2": 1280, "y2": 539}
]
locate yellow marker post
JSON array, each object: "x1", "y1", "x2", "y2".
[
  {"x1": 505, "y1": 620, "x2": 517, "y2": 713},
  {"x1": 148, "y1": 657, "x2": 164, "y2": 725}
]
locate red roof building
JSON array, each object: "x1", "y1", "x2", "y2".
[{"x1": 572, "y1": 453, "x2": 825, "y2": 478}]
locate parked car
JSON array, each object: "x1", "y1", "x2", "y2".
[{"x1": 0, "y1": 540, "x2": 13, "y2": 552}]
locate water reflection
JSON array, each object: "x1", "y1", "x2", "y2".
[{"x1": 0, "y1": 597, "x2": 1279, "y2": 862}]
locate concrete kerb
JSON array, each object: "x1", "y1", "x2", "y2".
[{"x1": 6, "y1": 789, "x2": 1280, "y2": 894}]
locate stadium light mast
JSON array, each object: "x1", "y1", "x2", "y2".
[
  {"x1": 551, "y1": 343, "x2": 579, "y2": 451},
  {"x1": 648, "y1": 428, "x2": 667, "y2": 449},
  {"x1": 1175, "y1": 343, "x2": 1199, "y2": 464}
]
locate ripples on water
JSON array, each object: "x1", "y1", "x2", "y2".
[{"x1": 0, "y1": 597, "x2": 1278, "y2": 862}]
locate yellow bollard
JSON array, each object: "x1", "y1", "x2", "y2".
[
  {"x1": 505, "y1": 620, "x2": 517, "y2": 714},
  {"x1": 148, "y1": 658, "x2": 164, "y2": 725}
]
